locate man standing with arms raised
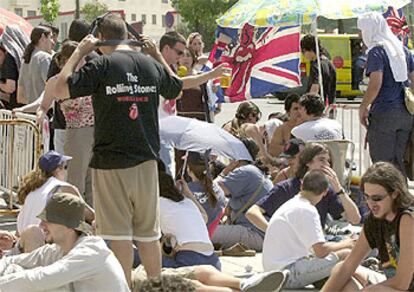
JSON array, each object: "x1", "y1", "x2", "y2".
[{"x1": 54, "y1": 14, "x2": 184, "y2": 287}]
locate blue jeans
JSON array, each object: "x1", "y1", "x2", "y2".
[
  {"x1": 134, "y1": 249, "x2": 221, "y2": 271},
  {"x1": 284, "y1": 253, "x2": 339, "y2": 289},
  {"x1": 368, "y1": 107, "x2": 413, "y2": 176}
]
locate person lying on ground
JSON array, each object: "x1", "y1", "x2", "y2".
[
  {"x1": 0, "y1": 192, "x2": 129, "y2": 292},
  {"x1": 321, "y1": 162, "x2": 414, "y2": 292},
  {"x1": 245, "y1": 142, "x2": 361, "y2": 233},
  {"x1": 263, "y1": 170, "x2": 356, "y2": 289},
  {"x1": 133, "y1": 264, "x2": 287, "y2": 292},
  {"x1": 135, "y1": 160, "x2": 220, "y2": 270}
]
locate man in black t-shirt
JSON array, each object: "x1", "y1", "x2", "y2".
[
  {"x1": 301, "y1": 35, "x2": 336, "y2": 105},
  {"x1": 54, "y1": 14, "x2": 183, "y2": 287},
  {"x1": 322, "y1": 162, "x2": 414, "y2": 292},
  {"x1": 0, "y1": 48, "x2": 19, "y2": 109}
]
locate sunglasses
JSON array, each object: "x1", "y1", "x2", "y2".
[{"x1": 363, "y1": 193, "x2": 388, "y2": 202}]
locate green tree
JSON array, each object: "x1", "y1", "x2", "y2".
[
  {"x1": 40, "y1": 0, "x2": 59, "y2": 24},
  {"x1": 171, "y1": 0, "x2": 237, "y2": 50},
  {"x1": 81, "y1": 0, "x2": 109, "y2": 23}
]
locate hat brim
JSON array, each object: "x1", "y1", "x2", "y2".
[
  {"x1": 279, "y1": 152, "x2": 296, "y2": 158},
  {"x1": 61, "y1": 155, "x2": 73, "y2": 162},
  {"x1": 37, "y1": 211, "x2": 92, "y2": 235}
]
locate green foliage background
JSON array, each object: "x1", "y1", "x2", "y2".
[
  {"x1": 40, "y1": 0, "x2": 59, "y2": 24},
  {"x1": 171, "y1": 0, "x2": 237, "y2": 50},
  {"x1": 81, "y1": 0, "x2": 109, "y2": 23}
]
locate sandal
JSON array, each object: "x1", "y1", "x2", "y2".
[{"x1": 222, "y1": 243, "x2": 256, "y2": 257}]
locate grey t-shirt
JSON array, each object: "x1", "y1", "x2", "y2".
[
  {"x1": 18, "y1": 48, "x2": 52, "y2": 103},
  {"x1": 221, "y1": 164, "x2": 273, "y2": 235}
]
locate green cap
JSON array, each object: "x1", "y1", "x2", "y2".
[{"x1": 37, "y1": 192, "x2": 91, "y2": 234}]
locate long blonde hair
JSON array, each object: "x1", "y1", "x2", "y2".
[{"x1": 17, "y1": 169, "x2": 53, "y2": 204}]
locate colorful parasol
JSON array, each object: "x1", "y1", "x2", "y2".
[
  {"x1": 0, "y1": 8, "x2": 33, "y2": 37},
  {"x1": 217, "y1": 0, "x2": 410, "y2": 28}
]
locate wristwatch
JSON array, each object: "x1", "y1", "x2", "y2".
[{"x1": 336, "y1": 189, "x2": 346, "y2": 196}]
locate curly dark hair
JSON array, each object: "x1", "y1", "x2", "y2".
[
  {"x1": 299, "y1": 93, "x2": 325, "y2": 117},
  {"x1": 360, "y1": 162, "x2": 414, "y2": 212}
]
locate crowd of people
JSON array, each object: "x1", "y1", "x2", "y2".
[{"x1": 0, "y1": 11, "x2": 413, "y2": 292}]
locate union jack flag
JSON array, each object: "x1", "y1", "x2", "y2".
[
  {"x1": 383, "y1": 6, "x2": 410, "y2": 46},
  {"x1": 203, "y1": 24, "x2": 301, "y2": 103}
]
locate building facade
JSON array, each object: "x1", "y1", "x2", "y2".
[{"x1": 1, "y1": 0, "x2": 177, "y2": 41}]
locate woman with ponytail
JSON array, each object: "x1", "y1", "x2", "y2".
[
  {"x1": 17, "y1": 151, "x2": 94, "y2": 236},
  {"x1": 186, "y1": 152, "x2": 227, "y2": 238},
  {"x1": 17, "y1": 26, "x2": 54, "y2": 104}
]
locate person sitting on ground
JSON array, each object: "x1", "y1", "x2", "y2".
[
  {"x1": 245, "y1": 143, "x2": 361, "y2": 234},
  {"x1": 186, "y1": 152, "x2": 227, "y2": 238},
  {"x1": 268, "y1": 93, "x2": 301, "y2": 157},
  {"x1": 14, "y1": 150, "x2": 94, "y2": 254},
  {"x1": 135, "y1": 161, "x2": 221, "y2": 270},
  {"x1": 133, "y1": 263, "x2": 287, "y2": 292},
  {"x1": 212, "y1": 138, "x2": 273, "y2": 252},
  {"x1": 291, "y1": 93, "x2": 343, "y2": 142},
  {"x1": 222, "y1": 101, "x2": 271, "y2": 162},
  {"x1": 263, "y1": 170, "x2": 355, "y2": 289},
  {"x1": 0, "y1": 192, "x2": 129, "y2": 291},
  {"x1": 272, "y1": 138, "x2": 305, "y2": 184},
  {"x1": 321, "y1": 162, "x2": 414, "y2": 292}
]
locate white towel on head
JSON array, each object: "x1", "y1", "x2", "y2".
[{"x1": 357, "y1": 12, "x2": 407, "y2": 82}]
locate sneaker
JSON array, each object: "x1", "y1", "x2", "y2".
[{"x1": 240, "y1": 270, "x2": 288, "y2": 292}]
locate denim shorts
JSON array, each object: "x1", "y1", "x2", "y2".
[{"x1": 284, "y1": 253, "x2": 339, "y2": 289}]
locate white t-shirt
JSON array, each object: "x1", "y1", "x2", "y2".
[
  {"x1": 291, "y1": 117, "x2": 342, "y2": 141},
  {"x1": 0, "y1": 236, "x2": 129, "y2": 292},
  {"x1": 264, "y1": 118, "x2": 283, "y2": 140},
  {"x1": 160, "y1": 197, "x2": 213, "y2": 255},
  {"x1": 262, "y1": 195, "x2": 325, "y2": 271},
  {"x1": 17, "y1": 177, "x2": 71, "y2": 234}
]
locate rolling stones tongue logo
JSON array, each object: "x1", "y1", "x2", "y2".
[{"x1": 129, "y1": 103, "x2": 139, "y2": 120}]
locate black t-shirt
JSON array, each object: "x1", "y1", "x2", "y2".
[
  {"x1": 68, "y1": 50, "x2": 183, "y2": 169},
  {"x1": 1, "y1": 53, "x2": 19, "y2": 105},
  {"x1": 364, "y1": 207, "x2": 414, "y2": 290},
  {"x1": 308, "y1": 55, "x2": 336, "y2": 104}
]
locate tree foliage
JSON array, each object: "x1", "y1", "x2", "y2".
[
  {"x1": 171, "y1": 0, "x2": 237, "y2": 49},
  {"x1": 40, "y1": 0, "x2": 60, "y2": 24},
  {"x1": 81, "y1": 0, "x2": 109, "y2": 23}
]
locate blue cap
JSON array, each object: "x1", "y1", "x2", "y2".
[{"x1": 39, "y1": 151, "x2": 72, "y2": 173}]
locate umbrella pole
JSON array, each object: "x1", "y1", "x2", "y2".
[{"x1": 311, "y1": 18, "x2": 325, "y2": 103}]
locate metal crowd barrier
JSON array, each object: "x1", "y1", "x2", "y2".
[
  {"x1": 0, "y1": 110, "x2": 49, "y2": 214},
  {"x1": 328, "y1": 104, "x2": 371, "y2": 177}
]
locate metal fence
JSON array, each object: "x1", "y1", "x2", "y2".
[
  {"x1": 0, "y1": 110, "x2": 49, "y2": 212},
  {"x1": 329, "y1": 104, "x2": 371, "y2": 177}
]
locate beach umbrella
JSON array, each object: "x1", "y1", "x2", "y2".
[
  {"x1": 217, "y1": 0, "x2": 410, "y2": 28},
  {"x1": 0, "y1": 8, "x2": 33, "y2": 37},
  {"x1": 159, "y1": 116, "x2": 253, "y2": 162},
  {"x1": 217, "y1": 0, "x2": 410, "y2": 99}
]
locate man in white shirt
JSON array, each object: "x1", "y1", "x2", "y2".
[
  {"x1": 291, "y1": 93, "x2": 343, "y2": 141},
  {"x1": 0, "y1": 192, "x2": 129, "y2": 292},
  {"x1": 263, "y1": 170, "x2": 355, "y2": 289}
]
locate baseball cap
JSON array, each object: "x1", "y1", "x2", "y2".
[
  {"x1": 39, "y1": 151, "x2": 72, "y2": 173},
  {"x1": 37, "y1": 192, "x2": 91, "y2": 234},
  {"x1": 279, "y1": 138, "x2": 305, "y2": 158}
]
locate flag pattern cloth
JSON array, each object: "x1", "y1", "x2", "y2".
[
  {"x1": 383, "y1": 6, "x2": 410, "y2": 46},
  {"x1": 203, "y1": 24, "x2": 301, "y2": 103}
]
